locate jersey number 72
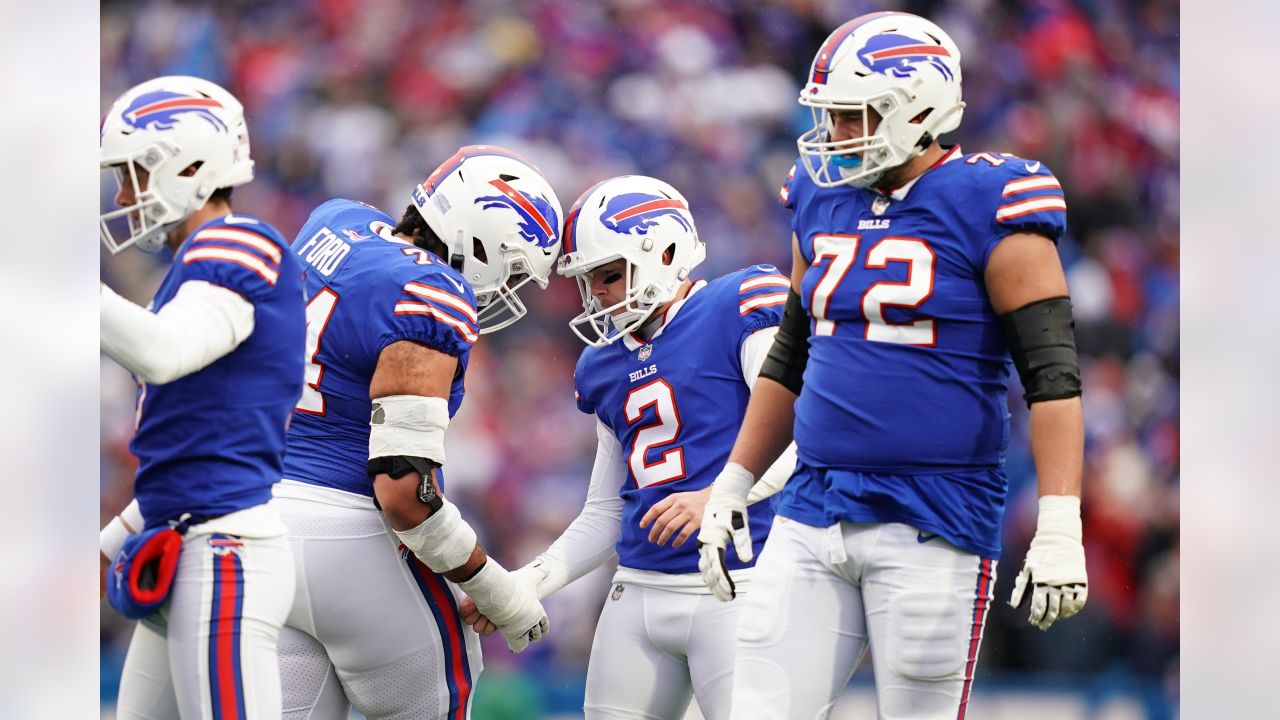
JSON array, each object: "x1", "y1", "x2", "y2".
[{"x1": 809, "y1": 233, "x2": 937, "y2": 346}]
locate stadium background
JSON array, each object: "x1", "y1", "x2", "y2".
[{"x1": 99, "y1": 0, "x2": 1179, "y2": 717}]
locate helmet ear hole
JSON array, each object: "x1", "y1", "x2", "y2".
[
  {"x1": 909, "y1": 108, "x2": 933, "y2": 124},
  {"x1": 471, "y1": 237, "x2": 489, "y2": 264},
  {"x1": 661, "y1": 244, "x2": 676, "y2": 266}
]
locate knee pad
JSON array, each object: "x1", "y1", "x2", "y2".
[{"x1": 885, "y1": 591, "x2": 968, "y2": 682}]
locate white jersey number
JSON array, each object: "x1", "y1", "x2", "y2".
[
  {"x1": 296, "y1": 287, "x2": 339, "y2": 415},
  {"x1": 623, "y1": 379, "x2": 686, "y2": 488},
  {"x1": 809, "y1": 234, "x2": 937, "y2": 346}
]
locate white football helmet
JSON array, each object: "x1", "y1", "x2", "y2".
[
  {"x1": 797, "y1": 11, "x2": 964, "y2": 189},
  {"x1": 411, "y1": 146, "x2": 563, "y2": 334},
  {"x1": 557, "y1": 175, "x2": 705, "y2": 347},
  {"x1": 100, "y1": 76, "x2": 254, "y2": 253}
]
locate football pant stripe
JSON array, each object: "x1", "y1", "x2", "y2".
[
  {"x1": 405, "y1": 553, "x2": 474, "y2": 720},
  {"x1": 957, "y1": 556, "x2": 994, "y2": 720}
]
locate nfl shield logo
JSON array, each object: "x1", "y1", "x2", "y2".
[
  {"x1": 872, "y1": 195, "x2": 891, "y2": 216},
  {"x1": 611, "y1": 584, "x2": 625, "y2": 601},
  {"x1": 638, "y1": 344, "x2": 653, "y2": 361}
]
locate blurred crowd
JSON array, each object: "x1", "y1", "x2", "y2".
[{"x1": 100, "y1": 0, "x2": 1179, "y2": 716}]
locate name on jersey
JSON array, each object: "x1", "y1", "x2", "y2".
[
  {"x1": 628, "y1": 364, "x2": 658, "y2": 383},
  {"x1": 857, "y1": 218, "x2": 891, "y2": 230},
  {"x1": 296, "y1": 227, "x2": 351, "y2": 276}
]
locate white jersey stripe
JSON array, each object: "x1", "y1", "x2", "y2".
[
  {"x1": 393, "y1": 302, "x2": 479, "y2": 344},
  {"x1": 183, "y1": 247, "x2": 279, "y2": 285},
  {"x1": 1001, "y1": 176, "x2": 1062, "y2": 197},
  {"x1": 192, "y1": 228, "x2": 283, "y2": 263},
  {"x1": 402, "y1": 282, "x2": 478, "y2": 323},
  {"x1": 995, "y1": 196, "x2": 1067, "y2": 222},
  {"x1": 739, "y1": 292, "x2": 788, "y2": 315},
  {"x1": 740, "y1": 275, "x2": 791, "y2": 293}
]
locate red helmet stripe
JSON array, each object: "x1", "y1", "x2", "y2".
[
  {"x1": 421, "y1": 145, "x2": 539, "y2": 197},
  {"x1": 130, "y1": 96, "x2": 223, "y2": 118},
  {"x1": 866, "y1": 44, "x2": 951, "y2": 60},
  {"x1": 487, "y1": 178, "x2": 554, "y2": 237},
  {"x1": 608, "y1": 198, "x2": 685, "y2": 223},
  {"x1": 810, "y1": 11, "x2": 904, "y2": 84}
]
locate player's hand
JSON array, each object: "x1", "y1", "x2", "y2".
[
  {"x1": 100, "y1": 551, "x2": 110, "y2": 599},
  {"x1": 640, "y1": 486, "x2": 712, "y2": 548},
  {"x1": 696, "y1": 464, "x2": 756, "y2": 602},
  {"x1": 459, "y1": 562, "x2": 546, "y2": 637},
  {"x1": 1009, "y1": 495, "x2": 1088, "y2": 631},
  {"x1": 457, "y1": 558, "x2": 549, "y2": 652}
]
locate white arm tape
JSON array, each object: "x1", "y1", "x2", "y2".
[
  {"x1": 748, "y1": 442, "x2": 797, "y2": 505},
  {"x1": 533, "y1": 418, "x2": 626, "y2": 597},
  {"x1": 1037, "y1": 495, "x2": 1083, "y2": 539},
  {"x1": 393, "y1": 498, "x2": 477, "y2": 574},
  {"x1": 369, "y1": 395, "x2": 449, "y2": 465},
  {"x1": 100, "y1": 499, "x2": 144, "y2": 559},
  {"x1": 100, "y1": 281, "x2": 255, "y2": 384}
]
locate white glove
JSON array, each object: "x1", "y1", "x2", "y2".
[
  {"x1": 696, "y1": 463, "x2": 756, "y2": 602},
  {"x1": 457, "y1": 558, "x2": 550, "y2": 652},
  {"x1": 1009, "y1": 495, "x2": 1089, "y2": 631}
]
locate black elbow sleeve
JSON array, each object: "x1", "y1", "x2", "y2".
[
  {"x1": 759, "y1": 289, "x2": 810, "y2": 396},
  {"x1": 999, "y1": 296, "x2": 1082, "y2": 408}
]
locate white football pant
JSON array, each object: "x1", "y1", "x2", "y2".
[
  {"x1": 730, "y1": 519, "x2": 996, "y2": 720},
  {"x1": 273, "y1": 481, "x2": 482, "y2": 720},
  {"x1": 116, "y1": 504, "x2": 296, "y2": 720},
  {"x1": 585, "y1": 580, "x2": 741, "y2": 720}
]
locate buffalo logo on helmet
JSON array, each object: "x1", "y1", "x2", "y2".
[
  {"x1": 599, "y1": 193, "x2": 692, "y2": 236},
  {"x1": 121, "y1": 90, "x2": 229, "y2": 133},
  {"x1": 474, "y1": 178, "x2": 560, "y2": 250},
  {"x1": 856, "y1": 33, "x2": 954, "y2": 80}
]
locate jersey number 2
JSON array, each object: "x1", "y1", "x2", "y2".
[
  {"x1": 624, "y1": 379, "x2": 686, "y2": 488},
  {"x1": 810, "y1": 234, "x2": 936, "y2": 346},
  {"x1": 296, "y1": 288, "x2": 339, "y2": 415}
]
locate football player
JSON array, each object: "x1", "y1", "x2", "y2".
[
  {"x1": 98, "y1": 76, "x2": 306, "y2": 719},
  {"x1": 460, "y1": 175, "x2": 798, "y2": 720},
  {"x1": 271, "y1": 146, "x2": 562, "y2": 720},
  {"x1": 695, "y1": 12, "x2": 1089, "y2": 719}
]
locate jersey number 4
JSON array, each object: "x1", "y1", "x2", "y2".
[
  {"x1": 810, "y1": 233, "x2": 936, "y2": 346},
  {"x1": 296, "y1": 288, "x2": 339, "y2": 415},
  {"x1": 624, "y1": 379, "x2": 686, "y2": 488}
]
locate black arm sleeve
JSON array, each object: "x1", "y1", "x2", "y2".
[
  {"x1": 999, "y1": 295, "x2": 1083, "y2": 408},
  {"x1": 758, "y1": 289, "x2": 810, "y2": 396}
]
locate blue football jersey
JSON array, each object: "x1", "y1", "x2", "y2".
[
  {"x1": 131, "y1": 213, "x2": 306, "y2": 528},
  {"x1": 775, "y1": 147, "x2": 1069, "y2": 558},
  {"x1": 573, "y1": 266, "x2": 787, "y2": 574},
  {"x1": 282, "y1": 199, "x2": 477, "y2": 496}
]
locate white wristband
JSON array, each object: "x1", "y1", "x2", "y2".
[
  {"x1": 100, "y1": 517, "x2": 131, "y2": 559},
  {"x1": 100, "y1": 499, "x2": 144, "y2": 559},
  {"x1": 715, "y1": 462, "x2": 756, "y2": 501},
  {"x1": 1036, "y1": 495, "x2": 1083, "y2": 540},
  {"x1": 393, "y1": 499, "x2": 477, "y2": 574},
  {"x1": 120, "y1": 498, "x2": 143, "y2": 531}
]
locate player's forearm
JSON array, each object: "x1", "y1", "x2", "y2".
[
  {"x1": 100, "y1": 281, "x2": 254, "y2": 384},
  {"x1": 1028, "y1": 397, "x2": 1084, "y2": 497},
  {"x1": 727, "y1": 377, "x2": 797, "y2": 478},
  {"x1": 443, "y1": 545, "x2": 488, "y2": 583},
  {"x1": 536, "y1": 502, "x2": 622, "y2": 595}
]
